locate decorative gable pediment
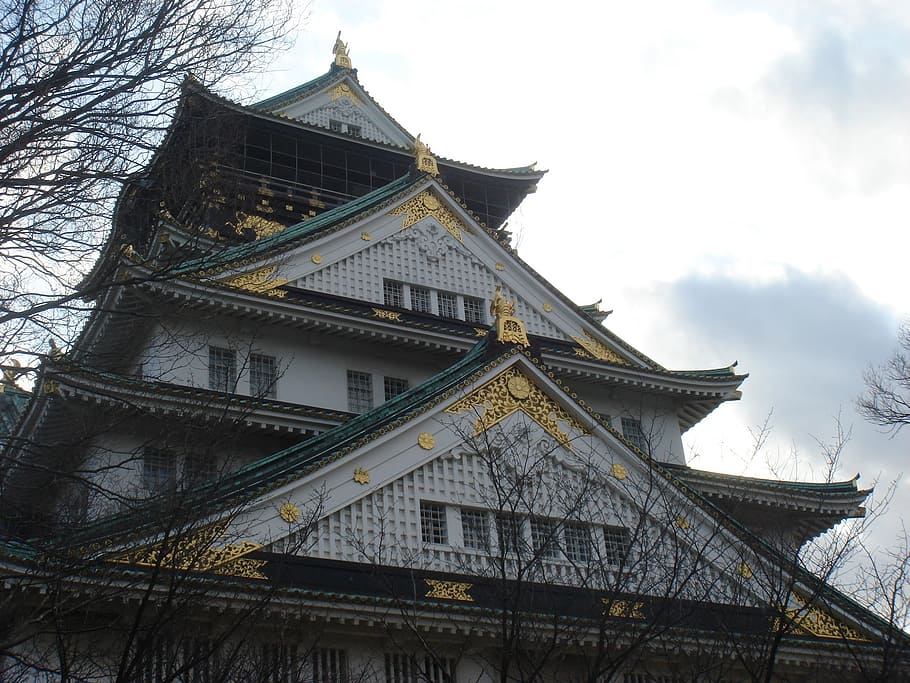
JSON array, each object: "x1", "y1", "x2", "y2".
[{"x1": 266, "y1": 75, "x2": 413, "y2": 148}]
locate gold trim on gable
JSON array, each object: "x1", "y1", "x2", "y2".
[
  {"x1": 444, "y1": 366, "x2": 587, "y2": 449},
  {"x1": 221, "y1": 265, "x2": 288, "y2": 298},
  {"x1": 571, "y1": 330, "x2": 628, "y2": 365},
  {"x1": 390, "y1": 190, "x2": 473, "y2": 243}
]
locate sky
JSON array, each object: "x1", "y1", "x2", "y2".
[{"x1": 252, "y1": 1, "x2": 910, "y2": 552}]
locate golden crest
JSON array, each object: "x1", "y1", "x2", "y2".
[
  {"x1": 418, "y1": 432, "x2": 436, "y2": 450},
  {"x1": 278, "y1": 502, "x2": 300, "y2": 523},
  {"x1": 425, "y1": 579, "x2": 474, "y2": 602},
  {"x1": 353, "y1": 468, "x2": 370, "y2": 485}
]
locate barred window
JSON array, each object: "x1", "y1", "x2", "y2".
[
  {"x1": 250, "y1": 353, "x2": 277, "y2": 399},
  {"x1": 564, "y1": 522, "x2": 592, "y2": 563},
  {"x1": 530, "y1": 517, "x2": 558, "y2": 558},
  {"x1": 410, "y1": 285, "x2": 431, "y2": 313},
  {"x1": 383, "y1": 280, "x2": 403, "y2": 308},
  {"x1": 437, "y1": 291, "x2": 457, "y2": 318},
  {"x1": 420, "y1": 501, "x2": 447, "y2": 544},
  {"x1": 621, "y1": 417, "x2": 647, "y2": 452},
  {"x1": 463, "y1": 296, "x2": 485, "y2": 324},
  {"x1": 309, "y1": 648, "x2": 349, "y2": 683},
  {"x1": 497, "y1": 512, "x2": 524, "y2": 555},
  {"x1": 347, "y1": 370, "x2": 373, "y2": 412},
  {"x1": 384, "y1": 376, "x2": 409, "y2": 401},
  {"x1": 142, "y1": 448, "x2": 176, "y2": 492},
  {"x1": 384, "y1": 653, "x2": 455, "y2": 683},
  {"x1": 184, "y1": 453, "x2": 217, "y2": 486},
  {"x1": 208, "y1": 346, "x2": 236, "y2": 392},
  {"x1": 604, "y1": 526, "x2": 631, "y2": 565},
  {"x1": 329, "y1": 119, "x2": 343, "y2": 132},
  {"x1": 461, "y1": 509, "x2": 489, "y2": 550}
]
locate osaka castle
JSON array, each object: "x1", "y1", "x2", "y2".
[{"x1": 1, "y1": 36, "x2": 905, "y2": 682}]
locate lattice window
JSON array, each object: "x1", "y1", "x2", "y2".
[
  {"x1": 347, "y1": 370, "x2": 373, "y2": 413},
  {"x1": 463, "y1": 296, "x2": 485, "y2": 324},
  {"x1": 383, "y1": 280, "x2": 403, "y2": 308},
  {"x1": 308, "y1": 648, "x2": 349, "y2": 683},
  {"x1": 250, "y1": 353, "x2": 278, "y2": 399},
  {"x1": 184, "y1": 452, "x2": 217, "y2": 486},
  {"x1": 497, "y1": 512, "x2": 524, "y2": 555},
  {"x1": 564, "y1": 522, "x2": 592, "y2": 563},
  {"x1": 384, "y1": 376, "x2": 409, "y2": 401},
  {"x1": 530, "y1": 517, "x2": 558, "y2": 559},
  {"x1": 461, "y1": 508, "x2": 489, "y2": 550},
  {"x1": 604, "y1": 526, "x2": 631, "y2": 565},
  {"x1": 621, "y1": 417, "x2": 647, "y2": 452},
  {"x1": 420, "y1": 501, "x2": 447, "y2": 544},
  {"x1": 384, "y1": 653, "x2": 455, "y2": 683},
  {"x1": 142, "y1": 448, "x2": 176, "y2": 492},
  {"x1": 208, "y1": 346, "x2": 236, "y2": 392},
  {"x1": 329, "y1": 119, "x2": 343, "y2": 132},
  {"x1": 437, "y1": 291, "x2": 457, "y2": 319},
  {"x1": 410, "y1": 285, "x2": 431, "y2": 313}
]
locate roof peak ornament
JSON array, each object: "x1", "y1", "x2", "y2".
[
  {"x1": 490, "y1": 286, "x2": 529, "y2": 348},
  {"x1": 333, "y1": 31, "x2": 352, "y2": 69},
  {"x1": 414, "y1": 134, "x2": 439, "y2": 176}
]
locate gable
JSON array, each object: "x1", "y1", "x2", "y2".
[
  {"x1": 218, "y1": 181, "x2": 646, "y2": 357},
  {"x1": 264, "y1": 76, "x2": 412, "y2": 148}
]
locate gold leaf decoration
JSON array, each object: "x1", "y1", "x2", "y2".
[
  {"x1": 221, "y1": 265, "x2": 288, "y2": 298},
  {"x1": 278, "y1": 502, "x2": 300, "y2": 523},
  {"x1": 781, "y1": 594, "x2": 869, "y2": 642},
  {"x1": 112, "y1": 521, "x2": 266, "y2": 580},
  {"x1": 602, "y1": 598, "x2": 645, "y2": 620},
  {"x1": 571, "y1": 330, "x2": 627, "y2": 365},
  {"x1": 353, "y1": 468, "x2": 370, "y2": 484},
  {"x1": 330, "y1": 82, "x2": 360, "y2": 105},
  {"x1": 425, "y1": 579, "x2": 474, "y2": 602},
  {"x1": 372, "y1": 308, "x2": 402, "y2": 322},
  {"x1": 610, "y1": 463, "x2": 628, "y2": 480},
  {"x1": 229, "y1": 213, "x2": 286, "y2": 239},
  {"x1": 418, "y1": 432, "x2": 436, "y2": 450},
  {"x1": 390, "y1": 190, "x2": 472, "y2": 243},
  {"x1": 445, "y1": 366, "x2": 587, "y2": 449}
]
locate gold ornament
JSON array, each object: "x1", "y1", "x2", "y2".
[
  {"x1": 675, "y1": 515, "x2": 690, "y2": 530},
  {"x1": 543, "y1": 303, "x2": 553, "y2": 313},
  {"x1": 413, "y1": 134, "x2": 439, "y2": 176},
  {"x1": 332, "y1": 31, "x2": 353, "y2": 69},
  {"x1": 279, "y1": 502, "x2": 300, "y2": 523},
  {"x1": 221, "y1": 265, "x2": 288, "y2": 298},
  {"x1": 390, "y1": 190, "x2": 471, "y2": 242},
  {"x1": 571, "y1": 330, "x2": 627, "y2": 365},
  {"x1": 330, "y1": 82, "x2": 360, "y2": 105},
  {"x1": 602, "y1": 598, "x2": 645, "y2": 620},
  {"x1": 353, "y1": 468, "x2": 370, "y2": 485},
  {"x1": 361, "y1": 231, "x2": 371, "y2": 241},
  {"x1": 738, "y1": 562, "x2": 753, "y2": 579},
  {"x1": 372, "y1": 308, "x2": 403, "y2": 322},
  {"x1": 311, "y1": 254, "x2": 322, "y2": 265},
  {"x1": 779, "y1": 593, "x2": 869, "y2": 641},
  {"x1": 495, "y1": 262, "x2": 505, "y2": 271},
  {"x1": 610, "y1": 463, "x2": 628, "y2": 480},
  {"x1": 425, "y1": 579, "x2": 474, "y2": 602},
  {"x1": 445, "y1": 366, "x2": 586, "y2": 450},
  {"x1": 418, "y1": 432, "x2": 436, "y2": 450}
]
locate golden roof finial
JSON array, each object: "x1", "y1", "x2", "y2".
[
  {"x1": 1, "y1": 358, "x2": 22, "y2": 392},
  {"x1": 333, "y1": 31, "x2": 352, "y2": 69},
  {"x1": 490, "y1": 286, "x2": 529, "y2": 347},
  {"x1": 414, "y1": 134, "x2": 439, "y2": 176}
]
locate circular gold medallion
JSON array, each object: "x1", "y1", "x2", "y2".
[
  {"x1": 543, "y1": 303, "x2": 553, "y2": 313},
  {"x1": 738, "y1": 562, "x2": 753, "y2": 579},
  {"x1": 421, "y1": 193, "x2": 440, "y2": 211},
  {"x1": 610, "y1": 463, "x2": 628, "y2": 480},
  {"x1": 278, "y1": 502, "x2": 300, "y2": 523},
  {"x1": 506, "y1": 374, "x2": 531, "y2": 400},
  {"x1": 311, "y1": 254, "x2": 323, "y2": 265},
  {"x1": 418, "y1": 432, "x2": 436, "y2": 450}
]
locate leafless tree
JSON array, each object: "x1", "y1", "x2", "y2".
[
  {"x1": 0, "y1": 0, "x2": 301, "y2": 369},
  {"x1": 859, "y1": 321, "x2": 910, "y2": 435}
]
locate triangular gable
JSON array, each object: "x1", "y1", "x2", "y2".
[
  {"x1": 255, "y1": 70, "x2": 413, "y2": 148},
  {"x1": 211, "y1": 177, "x2": 648, "y2": 364}
]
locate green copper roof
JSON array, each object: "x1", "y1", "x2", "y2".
[
  {"x1": 252, "y1": 66, "x2": 345, "y2": 111},
  {"x1": 0, "y1": 385, "x2": 29, "y2": 438}
]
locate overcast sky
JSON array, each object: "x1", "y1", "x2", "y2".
[{"x1": 253, "y1": 1, "x2": 910, "y2": 550}]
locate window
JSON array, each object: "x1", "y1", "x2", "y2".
[
  {"x1": 497, "y1": 512, "x2": 523, "y2": 555},
  {"x1": 384, "y1": 654, "x2": 455, "y2": 683},
  {"x1": 621, "y1": 417, "x2": 647, "y2": 452},
  {"x1": 437, "y1": 291, "x2": 457, "y2": 319},
  {"x1": 410, "y1": 285, "x2": 431, "y2": 313},
  {"x1": 184, "y1": 453, "x2": 217, "y2": 486},
  {"x1": 250, "y1": 353, "x2": 277, "y2": 399},
  {"x1": 383, "y1": 280, "x2": 403, "y2": 308},
  {"x1": 384, "y1": 376, "x2": 409, "y2": 401},
  {"x1": 308, "y1": 648, "x2": 349, "y2": 683},
  {"x1": 346, "y1": 123, "x2": 362, "y2": 137},
  {"x1": 530, "y1": 517, "x2": 558, "y2": 558},
  {"x1": 142, "y1": 448, "x2": 176, "y2": 492},
  {"x1": 329, "y1": 119, "x2": 342, "y2": 132},
  {"x1": 463, "y1": 296, "x2": 485, "y2": 324},
  {"x1": 461, "y1": 509, "x2": 489, "y2": 550},
  {"x1": 420, "y1": 501, "x2": 447, "y2": 544},
  {"x1": 564, "y1": 522, "x2": 592, "y2": 563},
  {"x1": 208, "y1": 346, "x2": 236, "y2": 392},
  {"x1": 346, "y1": 370, "x2": 373, "y2": 412},
  {"x1": 604, "y1": 526, "x2": 631, "y2": 565}
]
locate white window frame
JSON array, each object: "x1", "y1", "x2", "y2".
[{"x1": 346, "y1": 370, "x2": 373, "y2": 413}]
